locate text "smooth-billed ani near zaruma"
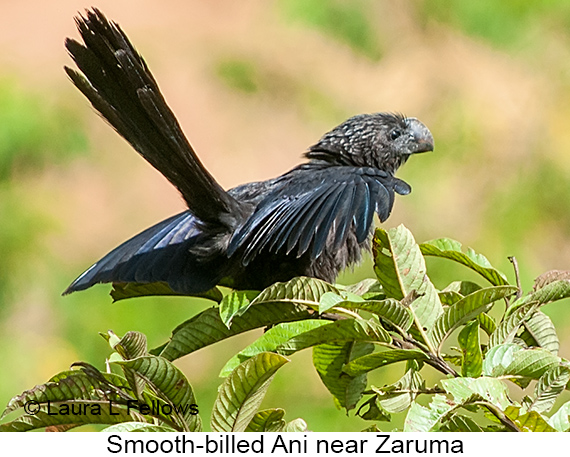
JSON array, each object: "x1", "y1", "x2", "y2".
[{"x1": 63, "y1": 9, "x2": 434, "y2": 296}]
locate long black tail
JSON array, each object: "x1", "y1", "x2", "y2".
[{"x1": 64, "y1": 8, "x2": 241, "y2": 225}]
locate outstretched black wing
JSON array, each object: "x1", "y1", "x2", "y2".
[
  {"x1": 65, "y1": 8, "x2": 240, "y2": 225},
  {"x1": 228, "y1": 166, "x2": 411, "y2": 265},
  {"x1": 63, "y1": 211, "x2": 222, "y2": 295}
]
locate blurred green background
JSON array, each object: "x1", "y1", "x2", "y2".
[{"x1": 1, "y1": 0, "x2": 570, "y2": 431}]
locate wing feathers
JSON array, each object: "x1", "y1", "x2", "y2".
[
  {"x1": 307, "y1": 184, "x2": 346, "y2": 258},
  {"x1": 229, "y1": 167, "x2": 407, "y2": 265},
  {"x1": 64, "y1": 211, "x2": 204, "y2": 294},
  {"x1": 286, "y1": 184, "x2": 340, "y2": 256},
  {"x1": 351, "y1": 180, "x2": 371, "y2": 243},
  {"x1": 331, "y1": 183, "x2": 357, "y2": 249}
]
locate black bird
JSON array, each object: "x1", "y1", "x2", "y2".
[{"x1": 63, "y1": 9, "x2": 434, "y2": 296}]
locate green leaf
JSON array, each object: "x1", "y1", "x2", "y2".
[
  {"x1": 429, "y1": 285, "x2": 516, "y2": 351},
  {"x1": 530, "y1": 279, "x2": 570, "y2": 303},
  {"x1": 373, "y1": 368, "x2": 424, "y2": 414},
  {"x1": 442, "y1": 280, "x2": 483, "y2": 296},
  {"x1": 251, "y1": 276, "x2": 340, "y2": 308},
  {"x1": 438, "y1": 290, "x2": 463, "y2": 306},
  {"x1": 373, "y1": 226, "x2": 423, "y2": 300},
  {"x1": 0, "y1": 403, "x2": 136, "y2": 432},
  {"x1": 439, "y1": 281, "x2": 483, "y2": 306},
  {"x1": 483, "y1": 344, "x2": 560, "y2": 381},
  {"x1": 218, "y1": 290, "x2": 260, "y2": 329},
  {"x1": 110, "y1": 331, "x2": 148, "y2": 360},
  {"x1": 404, "y1": 275, "x2": 443, "y2": 339},
  {"x1": 458, "y1": 321, "x2": 482, "y2": 378},
  {"x1": 443, "y1": 352, "x2": 463, "y2": 367},
  {"x1": 548, "y1": 401, "x2": 570, "y2": 431},
  {"x1": 477, "y1": 312, "x2": 497, "y2": 336},
  {"x1": 100, "y1": 330, "x2": 121, "y2": 348},
  {"x1": 283, "y1": 418, "x2": 308, "y2": 432},
  {"x1": 373, "y1": 225, "x2": 443, "y2": 336},
  {"x1": 219, "y1": 320, "x2": 328, "y2": 376},
  {"x1": 110, "y1": 331, "x2": 148, "y2": 399},
  {"x1": 504, "y1": 406, "x2": 556, "y2": 432},
  {"x1": 521, "y1": 311, "x2": 559, "y2": 354},
  {"x1": 528, "y1": 365, "x2": 570, "y2": 414},
  {"x1": 2, "y1": 369, "x2": 130, "y2": 418},
  {"x1": 243, "y1": 408, "x2": 306, "y2": 432},
  {"x1": 441, "y1": 377, "x2": 512, "y2": 410},
  {"x1": 357, "y1": 396, "x2": 391, "y2": 422},
  {"x1": 318, "y1": 292, "x2": 346, "y2": 313},
  {"x1": 419, "y1": 238, "x2": 509, "y2": 286},
  {"x1": 113, "y1": 356, "x2": 201, "y2": 432},
  {"x1": 440, "y1": 414, "x2": 483, "y2": 432},
  {"x1": 526, "y1": 278, "x2": 570, "y2": 304},
  {"x1": 343, "y1": 349, "x2": 428, "y2": 377},
  {"x1": 210, "y1": 352, "x2": 289, "y2": 432},
  {"x1": 343, "y1": 278, "x2": 383, "y2": 298},
  {"x1": 340, "y1": 298, "x2": 413, "y2": 333},
  {"x1": 101, "y1": 422, "x2": 177, "y2": 432},
  {"x1": 157, "y1": 302, "x2": 313, "y2": 361},
  {"x1": 312, "y1": 341, "x2": 373, "y2": 410},
  {"x1": 0, "y1": 370, "x2": 140, "y2": 431},
  {"x1": 276, "y1": 318, "x2": 391, "y2": 356},
  {"x1": 488, "y1": 304, "x2": 538, "y2": 348},
  {"x1": 508, "y1": 279, "x2": 570, "y2": 315},
  {"x1": 403, "y1": 395, "x2": 454, "y2": 432},
  {"x1": 245, "y1": 408, "x2": 286, "y2": 432},
  {"x1": 111, "y1": 282, "x2": 223, "y2": 303}
]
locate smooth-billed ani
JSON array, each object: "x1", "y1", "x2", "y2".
[{"x1": 63, "y1": 9, "x2": 434, "y2": 296}]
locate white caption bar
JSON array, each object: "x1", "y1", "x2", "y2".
[{"x1": 0, "y1": 432, "x2": 561, "y2": 456}]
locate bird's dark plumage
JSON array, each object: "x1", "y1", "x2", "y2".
[{"x1": 63, "y1": 9, "x2": 434, "y2": 296}]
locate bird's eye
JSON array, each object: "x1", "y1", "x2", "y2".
[{"x1": 390, "y1": 129, "x2": 401, "y2": 140}]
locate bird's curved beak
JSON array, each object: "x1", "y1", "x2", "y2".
[{"x1": 407, "y1": 117, "x2": 434, "y2": 154}]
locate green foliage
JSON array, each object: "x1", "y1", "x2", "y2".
[
  {"x1": 458, "y1": 321, "x2": 482, "y2": 377},
  {"x1": 420, "y1": 1, "x2": 570, "y2": 51},
  {"x1": 313, "y1": 341, "x2": 373, "y2": 410},
  {"x1": 0, "y1": 80, "x2": 87, "y2": 180},
  {"x1": 3, "y1": 224, "x2": 570, "y2": 432},
  {"x1": 211, "y1": 352, "x2": 293, "y2": 432},
  {"x1": 280, "y1": 0, "x2": 382, "y2": 60},
  {"x1": 216, "y1": 59, "x2": 261, "y2": 94},
  {"x1": 0, "y1": 80, "x2": 87, "y2": 302},
  {"x1": 420, "y1": 238, "x2": 509, "y2": 286},
  {"x1": 214, "y1": 56, "x2": 348, "y2": 124}
]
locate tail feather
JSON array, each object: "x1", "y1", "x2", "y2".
[
  {"x1": 65, "y1": 8, "x2": 241, "y2": 225},
  {"x1": 63, "y1": 211, "x2": 223, "y2": 295}
]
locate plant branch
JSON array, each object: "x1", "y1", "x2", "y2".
[
  {"x1": 508, "y1": 256, "x2": 523, "y2": 301},
  {"x1": 424, "y1": 353, "x2": 459, "y2": 377},
  {"x1": 474, "y1": 401, "x2": 521, "y2": 432},
  {"x1": 364, "y1": 387, "x2": 446, "y2": 396},
  {"x1": 392, "y1": 335, "x2": 459, "y2": 377}
]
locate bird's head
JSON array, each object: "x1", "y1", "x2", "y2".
[{"x1": 305, "y1": 113, "x2": 434, "y2": 173}]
